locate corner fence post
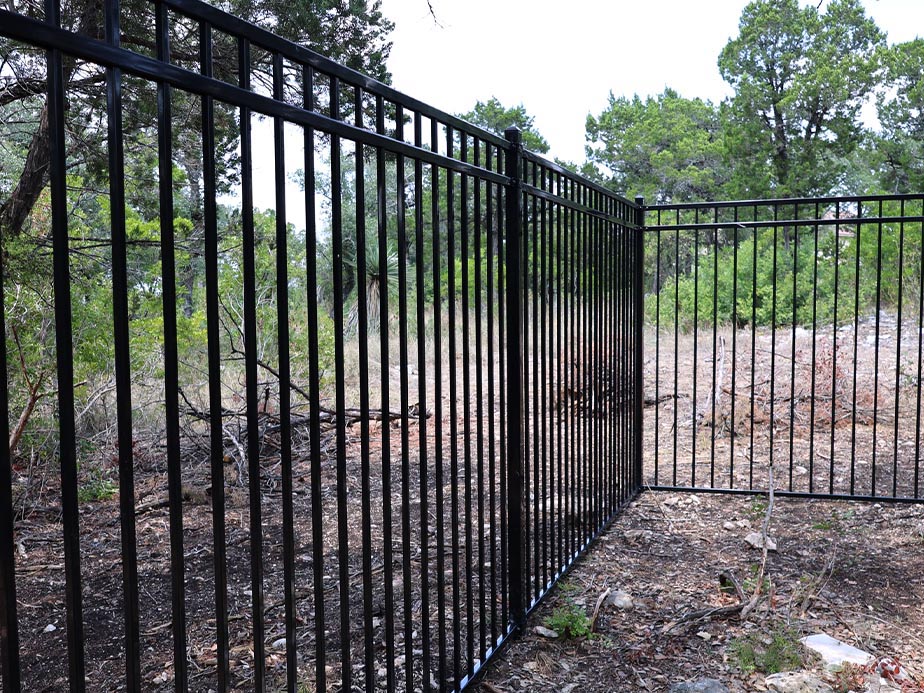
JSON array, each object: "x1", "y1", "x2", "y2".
[
  {"x1": 633, "y1": 197, "x2": 645, "y2": 492},
  {"x1": 504, "y1": 127, "x2": 527, "y2": 627}
]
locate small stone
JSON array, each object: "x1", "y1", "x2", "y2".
[
  {"x1": 663, "y1": 496, "x2": 681, "y2": 506},
  {"x1": 764, "y1": 672, "x2": 833, "y2": 692},
  {"x1": 534, "y1": 625, "x2": 559, "y2": 638},
  {"x1": 607, "y1": 590, "x2": 634, "y2": 609},
  {"x1": 723, "y1": 519, "x2": 751, "y2": 531},
  {"x1": 744, "y1": 532, "x2": 777, "y2": 551},
  {"x1": 271, "y1": 638, "x2": 287, "y2": 650},
  {"x1": 696, "y1": 630, "x2": 711, "y2": 641},
  {"x1": 794, "y1": 465, "x2": 808, "y2": 476},
  {"x1": 43, "y1": 624, "x2": 56, "y2": 633},
  {"x1": 149, "y1": 671, "x2": 170, "y2": 685},
  {"x1": 668, "y1": 678, "x2": 729, "y2": 693}
]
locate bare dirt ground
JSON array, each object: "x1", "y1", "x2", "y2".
[
  {"x1": 644, "y1": 315, "x2": 924, "y2": 497},
  {"x1": 474, "y1": 491, "x2": 924, "y2": 693},
  {"x1": 7, "y1": 311, "x2": 924, "y2": 692},
  {"x1": 474, "y1": 314, "x2": 924, "y2": 693}
]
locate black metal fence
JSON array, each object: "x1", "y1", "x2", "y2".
[
  {"x1": 643, "y1": 196, "x2": 924, "y2": 501},
  {"x1": 0, "y1": 1, "x2": 643, "y2": 690}
]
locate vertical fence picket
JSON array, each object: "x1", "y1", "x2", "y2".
[
  {"x1": 104, "y1": 1, "x2": 141, "y2": 686},
  {"x1": 503, "y1": 127, "x2": 526, "y2": 628},
  {"x1": 0, "y1": 119, "x2": 20, "y2": 693},
  {"x1": 45, "y1": 0, "x2": 86, "y2": 686}
]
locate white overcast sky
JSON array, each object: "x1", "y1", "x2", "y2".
[
  {"x1": 248, "y1": 0, "x2": 924, "y2": 228},
  {"x1": 379, "y1": 0, "x2": 924, "y2": 164}
]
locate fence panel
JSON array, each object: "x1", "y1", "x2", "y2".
[
  {"x1": 513, "y1": 149, "x2": 642, "y2": 617},
  {"x1": 0, "y1": 1, "x2": 643, "y2": 690},
  {"x1": 644, "y1": 197, "x2": 924, "y2": 501}
]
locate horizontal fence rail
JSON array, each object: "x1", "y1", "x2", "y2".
[
  {"x1": 644, "y1": 196, "x2": 924, "y2": 502},
  {"x1": 0, "y1": 1, "x2": 642, "y2": 690}
]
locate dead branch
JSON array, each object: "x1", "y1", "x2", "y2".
[{"x1": 662, "y1": 599, "x2": 762, "y2": 633}]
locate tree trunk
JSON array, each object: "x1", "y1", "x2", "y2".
[{"x1": 0, "y1": 103, "x2": 51, "y2": 237}]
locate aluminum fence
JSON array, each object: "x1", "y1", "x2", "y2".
[
  {"x1": 643, "y1": 196, "x2": 924, "y2": 501},
  {"x1": 0, "y1": 1, "x2": 643, "y2": 690}
]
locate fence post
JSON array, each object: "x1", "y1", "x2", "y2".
[
  {"x1": 633, "y1": 197, "x2": 645, "y2": 492},
  {"x1": 504, "y1": 127, "x2": 527, "y2": 627}
]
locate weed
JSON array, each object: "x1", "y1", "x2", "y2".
[
  {"x1": 545, "y1": 602, "x2": 591, "y2": 639},
  {"x1": 828, "y1": 662, "x2": 867, "y2": 692},
  {"x1": 729, "y1": 624, "x2": 802, "y2": 674},
  {"x1": 748, "y1": 497, "x2": 768, "y2": 519},
  {"x1": 77, "y1": 470, "x2": 117, "y2": 503}
]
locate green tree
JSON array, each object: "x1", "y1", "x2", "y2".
[
  {"x1": 459, "y1": 97, "x2": 550, "y2": 154},
  {"x1": 718, "y1": 0, "x2": 885, "y2": 198},
  {"x1": 0, "y1": 0, "x2": 394, "y2": 239},
  {"x1": 876, "y1": 39, "x2": 924, "y2": 193},
  {"x1": 584, "y1": 87, "x2": 728, "y2": 203}
]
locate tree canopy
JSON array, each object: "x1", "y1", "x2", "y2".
[
  {"x1": 458, "y1": 97, "x2": 550, "y2": 154},
  {"x1": 585, "y1": 88, "x2": 727, "y2": 204},
  {"x1": 876, "y1": 38, "x2": 924, "y2": 193},
  {"x1": 0, "y1": 0, "x2": 394, "y2": 238},
  {"x1": 583, "y1": 0, "x2": 913, "y2": 202},
  {"x1": 717, "y1": 0, "x2": 885, "y2": 198}
]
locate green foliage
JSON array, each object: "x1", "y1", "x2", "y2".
[
  {"x1": 650, "y1": 201, "x2": 924, "y2": 330},
  {"x1": 585, "y1": 88, "x2": 728, "y2": 202},
  {"x1": 730, "y1": 624, "x2": 803, "y2": 674},
  {"x1": 545, "y1": 602, "x2": 591, "y2": 640},
  {"x1": 459, "y1": 97, "x2": 550, "y2": 154},
  {"x1": 718, "y1": 0, "x2": 885, "y2": 198},
  {"x1": 77, "y1": 469, "x2": 118, "y2": 503},
  {"x1": 748, "y1": 497, "x2": 768, "y2": 519},
  {"x1": 877, "y1": 39, "x2": 924, "y2": 193},
  {"x1": 743, "y1": 564, "x2": 772, "y2": 594},
  {"x1": 543, "y1": 581, "x2": 591, "y2": 639}
]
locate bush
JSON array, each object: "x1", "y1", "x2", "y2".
[
  {"x1": 545, "y1": 601, "x2": 591, "y2": 639},
  {"x1": 649, "y1": 208, "x2": 924, "y2": 331}
]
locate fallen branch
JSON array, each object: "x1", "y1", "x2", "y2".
[
  {"x1": 662, "y1": 599, "x2": 762, "y2": 634},
  {"x1": 643, "y1": 393, "x2": 676, "y2": 408}
]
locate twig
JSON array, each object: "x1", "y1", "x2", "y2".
[
  {"x1": 645, "y1": 486, "x2": 676, "y2": 534},
  {"x1": 643, "y1": 393, "x2": 676, "y2": 407},
  {"x1": 742, "y1": 463, "x2": 775, "y2": 620},
  {"x1": 719, "y1": 570, "x2": 746, "y2": 602}
]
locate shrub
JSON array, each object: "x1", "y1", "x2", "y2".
[{"x1": 545, "y1": 602, "x2": 591, "y2": 639}]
